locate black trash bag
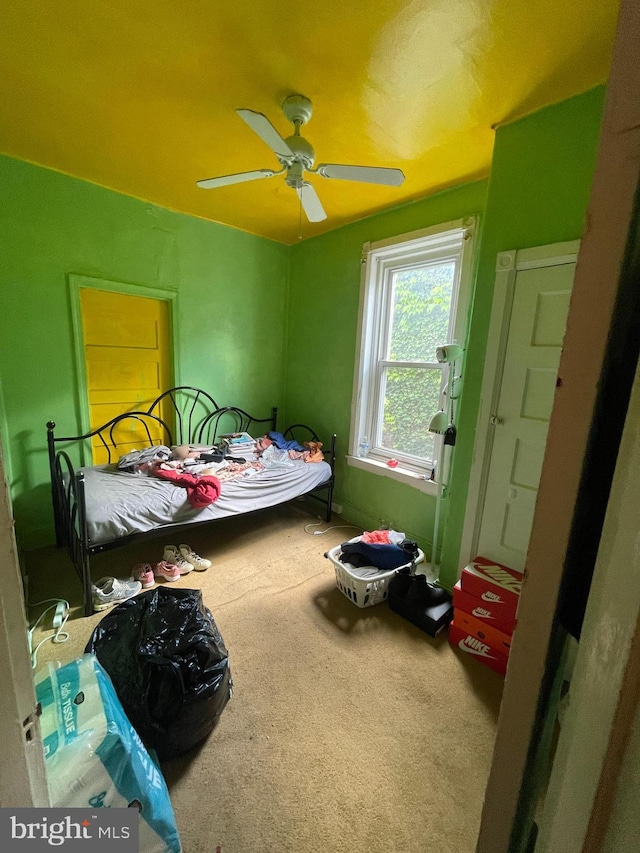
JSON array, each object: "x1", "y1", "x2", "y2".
[{"x1": 85, "y1": 587, "x2": 232, "y2": 761}]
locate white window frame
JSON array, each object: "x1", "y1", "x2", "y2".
[{"x1": 349, "y1": 217, "x2": 476, "y2": 493}]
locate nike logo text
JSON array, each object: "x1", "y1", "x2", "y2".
[
  {"x1": 459, "y1": 636, "x2": 496, "y2": 659},
  {"x1": 482, "y1": 591, "x2": 503, "y2": 603},
  {"x1": 472, "y1": 607, "x2": 494, "y2": 619},
  {"x1": 473, "y1": 563, "x2": 521, "y2": 593}
]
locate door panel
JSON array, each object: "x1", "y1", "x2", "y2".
[
  {"x1": 80, "y1": 288, "x2": 172, "y2": 463},
  {"x1": 477, "y1": 262, "x2": 575, "y2": 572}
]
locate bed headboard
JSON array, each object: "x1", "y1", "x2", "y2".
[
  {"x1": 147, "y1": 388, "x2": 278, "y2": 446},
  {"x1": 147, "y1": 386, "x2": 220, "y2": 446},
  {"x1": 196, "y1": 405, "x2": 278, "y2": 445},
  {"x1": 46, "y1": 411, "x2": 174, "y2": 467},
  {"x1": 46, "y1": 387, "x2": 279, "y2": 470}
]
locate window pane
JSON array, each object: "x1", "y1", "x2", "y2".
[
  {"x1": 381, "y1": 366, "x2": 442, "y2": 460},
  {"x1": 389, "y1": 262, "x2": 455, "y2": 361}
]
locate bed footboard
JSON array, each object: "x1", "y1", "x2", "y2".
[
  {"x1": 46, "y1": 410, "x2": 174, "y2": 616},
  {"x1": 283, "y1": 424, "x2": 337, "y2": 522},
  {"x1": 47, "y1": 424, "x2": 93, "y2": 616}
]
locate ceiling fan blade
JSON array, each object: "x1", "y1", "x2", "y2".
[
  {"x1": 237, "y1": 109, "x2": 294, "y2": 160},
  {"x1": 316, "y1": 163, "x2": 405, "y2": 186},
  {"x1": 296, "y1": 183, "x2": 327, "y2": 222},
  {"x1": 197, "y1": 169, "x2": 277, "y2": 189}
]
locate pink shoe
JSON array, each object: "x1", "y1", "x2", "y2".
[
  {"x1": 154, "y1": 560, "x2": 181, "y2": 582},
  {"x1": 132, "y1": 563, "x2": 155, "y2": 589}
]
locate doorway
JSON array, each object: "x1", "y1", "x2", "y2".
[
  {"x1": 71, "y1": 276, "x2": 176, "y2": 464},
  {"x1": 461, "y1": 241, "x2": 579, "y2": 573}
]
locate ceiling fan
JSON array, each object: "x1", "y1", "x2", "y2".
[{"x1": 197, "y1": 95, "x2": 405, "y2": 223}]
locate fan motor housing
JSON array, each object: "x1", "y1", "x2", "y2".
[{"x1": 281, "y1": 135, "x2": 315, "y2": 170}]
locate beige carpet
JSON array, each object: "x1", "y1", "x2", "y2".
[{"x1": 26, "y1": 501, "x2": 503, "y2": 853}]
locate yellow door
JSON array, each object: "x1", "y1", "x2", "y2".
[{"x1": 80, "y1": 288, "x2": 172, "y2": 463}]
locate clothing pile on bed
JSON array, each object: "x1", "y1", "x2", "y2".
[
  {"x1": 115, "y1": 432, "x2": 324, "y2": 510},
  {"x1": 254, "y1": 432, "x2": 324, "y2": 463}
]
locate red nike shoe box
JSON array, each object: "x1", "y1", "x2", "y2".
[
  {"x1": 453, "y1": 609, "x2": 513, "y2": 655},
  {"x1": 449, "y1": 619, "x2": 510, "y2": 677},
  {"x1": 459, "y1": 556, "x2": 523, "y2": 625},
  {"x1": 453, "y1": 581, "x2": 516, "y2": 636}
]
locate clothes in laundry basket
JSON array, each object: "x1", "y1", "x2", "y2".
[{"x1": 339, "y1": 538, "x2": 420, "y2": 570}]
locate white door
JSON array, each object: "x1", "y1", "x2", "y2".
[{"x1": 475, "y1": 254, "x2": 576, "y2": 573}]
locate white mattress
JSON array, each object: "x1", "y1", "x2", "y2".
[{"x1": 81, "y1": 460, "x2": 332, "y2": 546}]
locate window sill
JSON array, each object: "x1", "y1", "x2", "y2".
[{"x1": 347, "y1": 455, "x2": 438, "y2": 495}]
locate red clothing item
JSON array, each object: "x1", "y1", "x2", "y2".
[
  {"x1": 154, "y1": 467, "x2": 221, "y2": 509},
  {"x1": 361, "y1": 530, "x2": 392, "y2": 544}
]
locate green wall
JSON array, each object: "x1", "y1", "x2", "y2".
[
  {"x1": 286, "y1": 181, "x2": 489, "y2": 551},
  {"x1": 440, "y1": 85, "x2": 606, "y2": 588},
  {"x1": 0, "y1": 155, "x2": 289, "y2": 548},
  {"x1": 0, "y1": 84, "x2": 607, "y2": 567},
  {"x1": 285, "y1": 85, "x2": 606, "y2": 588}
]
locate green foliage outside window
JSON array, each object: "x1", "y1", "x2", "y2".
[{"x1": 382, "y1": 262, "x2": 454, "y2": 460}]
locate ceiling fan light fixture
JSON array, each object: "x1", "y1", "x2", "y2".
[
  {"x1": 285, "y1": 162, "x2": 305, "y2": 189},
  {"x1": 197, "y1": 94, "x2": 405, "y2": 224}
]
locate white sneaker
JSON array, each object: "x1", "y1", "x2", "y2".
[
  {"x1": 179, "y1": 544, "x2": 212, "y2": 571},
  {"x1": 163, "y1": 545, "x2": 193, "y2": 574},
  {"x1": 92, "y1": 576, "x2": 142, "y2": 612}
]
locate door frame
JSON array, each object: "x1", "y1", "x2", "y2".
[
  {"x1": 0, "y1": 435, "x2": 50, "y2": 807},
  {"x1": 476, "y1": 0, "x2": 640, "y2": 845},
  {"x1": 68, "y1": 274, "x2": 179, "y2": 465},
  {"x1": 459, "y1": 240, "x2": 580, "y2": 572}
]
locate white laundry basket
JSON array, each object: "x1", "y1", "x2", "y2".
[{"x1": 325, "y1": 544, "x2": 425, "y2": 608}]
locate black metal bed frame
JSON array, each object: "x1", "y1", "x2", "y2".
[{"x1": 46, "y1": 386, "x2": 336, "y2": 616}]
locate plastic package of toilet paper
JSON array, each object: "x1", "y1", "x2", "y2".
[{"x1": 35, "y1": 653, "x2": 181, "y2": 853}]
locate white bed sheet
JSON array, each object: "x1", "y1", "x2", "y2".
[{"x1": 82, "y1": 460, "x2": 332, "y2": 546}]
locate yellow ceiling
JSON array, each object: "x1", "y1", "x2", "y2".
[{"x1": 0, "y1": 0, "x2": 619, "y2": 244}]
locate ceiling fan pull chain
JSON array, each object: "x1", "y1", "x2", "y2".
[{"x1": 298, "y1": 191, "x2": 303, "y2": 240}]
